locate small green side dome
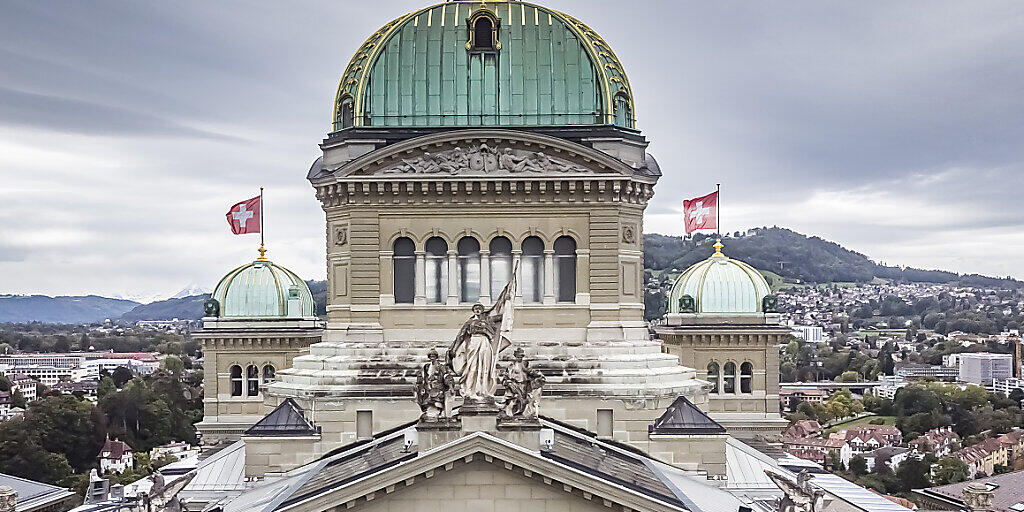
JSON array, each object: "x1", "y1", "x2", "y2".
[
  {"x1": 668, "y1": 241, "x2": 771, "y2": 314},
  {"x1": 209, "y1": 258, "x2": 315, "y2": 318}
]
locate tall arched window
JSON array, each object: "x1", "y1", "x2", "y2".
[
  {"x1": 489, "y1": 237, "x2": 513, "y2": 301},
  {"x1": 339, "y1": 96, "x2": 354, "y2": 128},
  {"x1": 263, "y1": 365, "x2": 276, "y2": 386},
  {"x1": 521, "y1": 237, "x2": 545, "y2": 303},
  {"x1": 393, "y1": 237, "x2": 415, "y2": 303},
  {"x1": 246, "y1": 365, "x2": 259, "y2": 397},
  {"x1": 230, "y1": 365, "x2": 242, "y2": 397},
  {"x1": 613, "y1": 93, "x2": 632, "y2": 128},
  {"x1": 706, "y1": 362, "x2": 720, "y2": 394},
  {"x1": 474, "y1": 18, "x2": 493, "y2": 50},
  {"x1": 723, "y1": 362, "x2": 737, "y2": 394},
  {"x1": 554, "y1": 236, "x2": 577, "y2": 303},
  {"x1": 457, "y1": 237, "x2": 481, "y2": 302},
  {"x1": 740, "y1": 362, "x2": 753, "y2": 394},
  {"x1": 425, "y1": 237, "x2": 448, "y2": 304}
]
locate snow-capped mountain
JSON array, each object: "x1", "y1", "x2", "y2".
[{"x1": 172, "y1": 282, "x2": 211, "y2": 299}]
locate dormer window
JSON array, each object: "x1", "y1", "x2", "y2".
[{"x1": 466, "y1": 10, "x2": 500, "y2": 52}]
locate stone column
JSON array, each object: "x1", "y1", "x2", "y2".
[
  {"x1": 414, "y1": 251, "x2": 426, "y2": 305},
  {"x1": 479, "y1": 250, "x2": 491, "y2": 305},
  {"x1": 543, "y1": 249, "x2": 556, "y2": 304},
  {"x1": 447, "y1": 250, "x2": 459, "y2": 305}
]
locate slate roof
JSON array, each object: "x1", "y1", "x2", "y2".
[
  {"x1": 649, "y1": 395, "x2": 727, "y2": 435},
  {"x1": 243, "y1": 398, "x2": 319, "y2": 437},
  {"x1": 0, "y1": 471, "x2": 77, "y2": 511},
  {"x1": 916, "y1": 469, "x2": 1024, "y2": 511}
]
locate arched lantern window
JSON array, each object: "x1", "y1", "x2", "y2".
[
  {"x1": 339, "y1": 96, "x2": 354, "y2": 129},
  {"x1": 489, "y1": 237, "x2": 513, "y2": 301},
  {"x1": 246, "y1": 364, "x2": 260, "y2": 397},
  {"x1": 466, "y1": 10, "x2": 501, "y2": 52},
  {"x1": 521, "y1": 236, "x2": 545, "y2": 303},
  {"x1": 457, "y1": 237, "x2": 481, "y2": 302},
  {"x1": 740, "y1": 362, "x2": 753, "y2": 393},
  {"x1": 229, "y1": 365, "x2": 243, "y2": 397},
  {"x1": 553, "y1": 236, "x2": 577, "y2": 303},
  {"x1": 425, "y1": 237, "x2": 448, "y2": 304},
  {"x1": 723, "y1": 362, "x2": 737, "y2": 394},
  {"x1": 613, "y1": 92, "x2": 633, "y2": 128}
]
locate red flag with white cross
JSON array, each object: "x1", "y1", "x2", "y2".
[
  {"x1": 226, "y1": 196, "x2": 261, "y2": 235},
  {"x1": 683, "y1": 191, "x2": 718, "y2": 234}
]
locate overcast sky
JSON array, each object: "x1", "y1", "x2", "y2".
[{"x1": 1, "y1": 1, "x2": 1022, "y2": 298}]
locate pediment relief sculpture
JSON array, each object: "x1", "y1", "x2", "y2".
[{"x1": 378, "y1": 144, "x2": 593, "y2": 176}]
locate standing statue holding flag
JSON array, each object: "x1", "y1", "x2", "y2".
[
  {"x1": 448, "y1": 264, "x2": 518, "y2": 404},
  {"x1": 225, "y1": 187, "x2": 267, "y2": 258}
]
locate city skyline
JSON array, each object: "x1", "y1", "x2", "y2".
[{"x1": 2, "y1": 0, "x2": 1022, "y2": 296}]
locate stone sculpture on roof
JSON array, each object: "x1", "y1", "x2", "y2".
[
  {"x1": 448, "y1": 268, "x2": 517, "y2": 405},
  {"x1": 415, "y1": 348, "x2": 456, "y2": 421},
  {"x1": 499, "y1": 347, "x2": 545, "y2": 421},
  {"x1": 766, "y1": 470, "x2": 826, "y2": 512}
]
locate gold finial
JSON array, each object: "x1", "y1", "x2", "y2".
[
  {"x1": 257, "y1": 244, "x2": 267, "y2": 260},
  {"x1": 713, "y1": 238, "x2": 724, "y2": 255}
]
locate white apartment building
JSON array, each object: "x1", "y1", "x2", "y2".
[
  {"x1": 875, "y1": 375, "x2": 908, "y2": 400},
  {"x1": 1, "y1": 365, "x2": 89, "y2": 386},
  {"x1": 791, "y1": 325, "x2": 825, "y2": 343},
  {"x1": 993, "y1": 377, "x2": 1024, "y2": 397},
  {"x1": 958, "y1": 353, "x2": 1013, "y2": 388},
  {"x1": 0, "y1": 353, "x2": 86, "y2": 368}
]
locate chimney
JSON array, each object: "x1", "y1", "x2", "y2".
[
  {"x1": 962, "y1": 483, "x2": 994, "y2": 512},
  {"x1": 0, "y1": 486, "x2": 16, "y2": 512}
]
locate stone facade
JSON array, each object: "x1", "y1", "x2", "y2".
[
  {"x1": 194, "y1": 326, "x2": 321, "y2": 443},
  {"x1": 266, "y1": 128, "x2": 708, "y2": 453},
  {"x1": 658, "y1": 313, "x2": 789, "y2": 439}
]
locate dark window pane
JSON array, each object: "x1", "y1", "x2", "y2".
[
  {"x1": 554, "y1": 236, "x2": 576, "y2": 302},
  {"x1": 393, "y1": 237, "x2": 415, "y2": 303}
]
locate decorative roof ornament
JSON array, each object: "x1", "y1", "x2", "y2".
[{"x1": 713, "y1": 238, "x2": 724, "y2": 256}]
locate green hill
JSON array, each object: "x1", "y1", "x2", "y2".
[
  {"x1": 644, "y1": 227, "x2": 1020, "y2": 289},
  {"x1": 0, "y1": 295, "x2": 139, "y2": 324}
]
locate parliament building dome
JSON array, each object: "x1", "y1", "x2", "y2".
[
  {"x1": 208, "y1": 258, "x2": 316, "y2": 319},
  {"x1": 332, "y1": 1, "x2": 636, "y2": 131},
  {"x1": 668, "y1": 241, "x2": 772, "y2": 315}
]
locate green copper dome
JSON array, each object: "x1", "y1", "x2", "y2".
[
  {"x1": 668, "y1": 241, "x2": 772, "y2": 314},
  {"x1": 333, "y1": 1, "x2": 636, "y2": 131},
  {"x1": 210, "y1": 259, "x2": 316, "y2": 319}
]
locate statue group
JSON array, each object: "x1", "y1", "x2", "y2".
[{"x1": 415, "y1": 268, "x2": 544, "y2": 422}]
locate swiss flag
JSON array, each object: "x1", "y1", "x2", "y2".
[
  {"x1": 683, "y1": 191, "x2": 718, "y2": 234},
  {"x1": 226, "y1": 196, "x2": 261, "y2": 234}
]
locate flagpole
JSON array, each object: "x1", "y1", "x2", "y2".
[
  {"x1": 716, "y1": 182, "x2": 721, "y2": 240},
  {"x1": 258, "y1": 186, "x2": 266, "y2": 260}
]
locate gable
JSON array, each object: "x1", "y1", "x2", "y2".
[
  {"x1": 346, "y1": 460, "x2": 613, "y2": 512},
  {"x1": 319, "y1": 129, "x2": 654, "y2": 182}
]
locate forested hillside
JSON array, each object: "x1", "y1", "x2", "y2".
[{"x1": 645, "y1": 228, "x2": 1020, "y2": 288}]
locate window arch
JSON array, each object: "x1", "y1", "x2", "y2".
[
  {"x1": 613, "y1": 93, "x2": 632, "y2": 128},
  {"x1": 489, "y1": 237, "x2": 513, "y2": 301},
  {"x1": 230, "y1": 365, "x2": 242, "y2": 397},
  {"x1": 521, "y1": 236, "x2": 545, "y2": 303},
  {"x1": 263, "y1": 365, "x2": 276, "y2": 386},
  {"x1": 393, "y1": 237, "x2": 415, "y2": 304},
  {"x1": 425, "y1": 237, "x2": 448, "y2": 304},
  {"x1": 339, "y1": 96, "x2": 354, "y2": 129},
  {"x1": 723, "y1": 362, "x2": 737, "y2": 394},
  {"x1": 467, "y1": 10, "x2": 500, "y2": 52},
  {"x1": 740, "y1": 362, "x2": 753, "y2": 394},
  {"x1": 246, "y1": 364, "x2": 259, "y2": 397},
  {"x1": 554, "y1": 236, "x2": 577, "y2": 303},
  {"x1": 458, "y1": 237, "x2": 481, "y2": 302},
  {"x1": 706, "y1": 362, "x2": 720, "y2": 394}
]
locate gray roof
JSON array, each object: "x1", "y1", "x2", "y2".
[
  {"x1": 0, "y1": 472, "x2": 76, "y2": 511},
  {"x1": 917, "y1": 469, "x2": 1024, "y2": 511},
  {"x1": 649, "y1": 395, "x2": 727, "y2": 435},
  {"x1": 243, "y1": 398, "x2": 318, "y2": 437}
]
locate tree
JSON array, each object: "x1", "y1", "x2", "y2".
[
  {"x1": 895, "y1": 457, "x2": 932, "y2": 491},
  {"x1": 22, "y1": 395, "x2": 107, "y2": 471},
  {"x1": 849, "y1": 455, "x2": 868, "y2": 476},
  {"x1": 840, "y1": 371, "x2": 860, "y2": 382},
  {"x1": 161, "y1": 355, "x2": 184, "y2": 376},
  {"x1": 933, "y1": 456, "x2": 970, "y2": 485},
  {"x1": 0, "y1": 375, "x2": 10, "y2": 392},
  {"x1": 0, "y1": 420, "x2": 74, "y2": 485},
  {"x1": 112, "y1": 366, "x2": 134, "y2": 387},
  {"x1": 98, "y1": 376, "x2": 116, "y2": 401},
  {"x1": 11, "y1": 389, "x2": 27, "y2": 409}
]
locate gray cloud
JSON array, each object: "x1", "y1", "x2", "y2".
[{"x1": 0, "y1": 0, "x2": 1022, "y2": 296}]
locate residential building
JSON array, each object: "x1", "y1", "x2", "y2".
[
  {"x1": 98, "y1": 436, "x2": 133, "y2": 474},
  {"x1": 834, "y1": 425, "x2": 904, "y2": 467},
  {"x1": 993, "y1": 377, "x2": 1024, "y2": 397},
  {"x1": 959, "y1": 353, "x2": 1013, "y2": 387},
  {"x1": 862, "y1": 446, "x2": 911, "y2": 472},
  {"x1": 792, "y1": 325, "x2": 825, "y2": 343},
  {"x1": 784, "y1": 420, "x2": 823, "y2": 440},
  {"x1": 7, "y1": 374, "x2": 36, "y2": 402},
  {"x1": 875, "y1": 375, "x2": 908, "y2": 400},
  {"x1": 1, "y1": 365, "x2": 88, "y2": 386},
  {"x1": 780, "y1": 386, "x2": 829, "y2": 411},
  {"x1": 909, "y1": 426, "x2": 960, "y2": 457},
  {"x1": 896, "y1": 362, "x2": 959, "y2": 382}
]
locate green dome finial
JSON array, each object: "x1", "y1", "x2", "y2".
[
  {"x1": 667, "y1": 246, "x2": 771, "y2": 315},
  {"x1": 209, "y1": 259, "x2": 316, "y2": 319}
]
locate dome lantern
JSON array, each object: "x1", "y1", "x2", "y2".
[
  {"x1": 667, "y1": 241, "x2": 773, "y2": 315},
  {"x1": 206, "y1": 259, "x2": 316, "y2": 319}
]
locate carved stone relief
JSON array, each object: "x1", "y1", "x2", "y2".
[
  {"x1": 334, "y1": 227, "x2": 348, "y2": 246},
  {"x1": 378, "y1": 144, "x2": 593, "y2": 176},
  {"x1": 622, "y1": 224, "x2": 636, "y2": 245}
]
